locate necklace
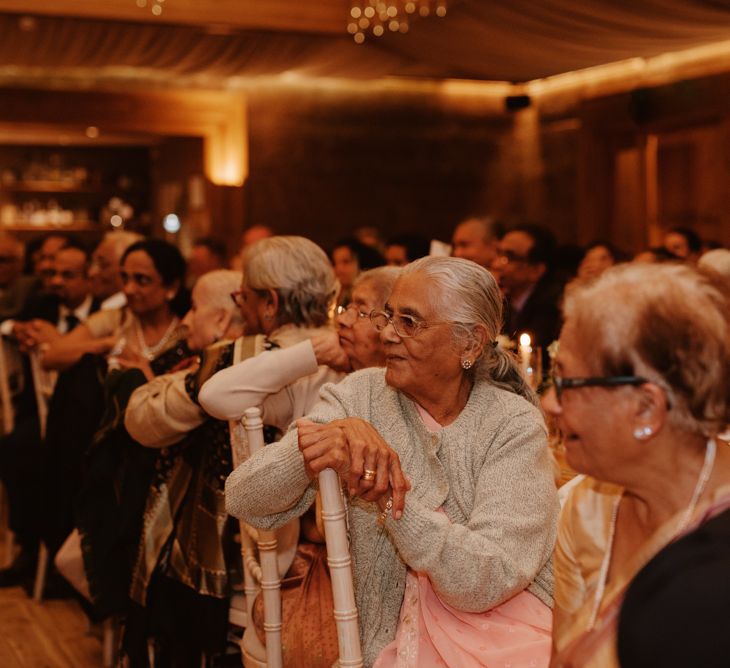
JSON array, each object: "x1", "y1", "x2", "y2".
[
  {"x1": 588, "y1": 437, "x2": 717, "y2": 629},
  {"x1": 135, "y1": 316, "x2": 179, "y2": 361}
]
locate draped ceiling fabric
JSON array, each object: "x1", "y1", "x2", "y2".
[{"x1": 0, "y1": 1, "x2": 729, "y2": 87}]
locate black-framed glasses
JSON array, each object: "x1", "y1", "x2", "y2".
[
  {"x1": 370, "y1": 310, "x2": 454, "y2": 339},
  {"x1": 551, "y1": 372, "x2": 648, "y2": 403}
]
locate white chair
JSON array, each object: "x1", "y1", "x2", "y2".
[
  {"x1": 318, "y1": 468, "x2": 363, "y2": 668},
  {"x1": 229, "y1": 407, "x2": 284, "y2": 668}
]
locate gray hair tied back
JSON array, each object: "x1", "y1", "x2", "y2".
[{"x1": 402, "y1": 256, "x2": 538, "y2": 407}]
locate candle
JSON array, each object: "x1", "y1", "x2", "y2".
[{"x1": 518, "y1": 332, "x2": 532, "y2": 379}]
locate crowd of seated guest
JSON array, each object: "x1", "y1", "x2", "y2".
[{"x1": 0, "y1": 220, "x2": 725, "y2": 668}]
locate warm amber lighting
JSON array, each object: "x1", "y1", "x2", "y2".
[{"x1": 527, "y1": 39, "x2": 730, "y2": 101}]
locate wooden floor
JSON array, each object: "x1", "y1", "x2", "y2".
[{"x1": 0, "y1": 526, "x2": 103, "y2": 667}]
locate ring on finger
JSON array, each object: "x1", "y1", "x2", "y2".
[{"x1": 361, "y1": 469, "x2": 377, "y2": 482}]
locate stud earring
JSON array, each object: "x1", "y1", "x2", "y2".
[
  {"x1": 633, "y1": 426, "x2": 653, "y2": 440},
  {"x1": 461, "y1": 359, "x2": 473, "y2": 370}
]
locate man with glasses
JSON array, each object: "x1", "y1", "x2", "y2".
[{"x1": 491, "y1": 223, "x2": 563, "y2": 349}]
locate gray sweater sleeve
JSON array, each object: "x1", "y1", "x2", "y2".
[
  {"x1": 384, "y1": 409, "x2": 557, "y2": 611},
  {"x1": 224, "y1": 375, "x2": 355, "y2": 528}
]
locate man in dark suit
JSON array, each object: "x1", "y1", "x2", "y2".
[
  {"x1": 492, "y1": 223, "x2": 563, "y2": 350},
  {"x1": 0, "y1": 234, "x2": 39, "y2": 323},
  {"x1": 0, "y1": 239, "x2": 97, "y2": 587}
]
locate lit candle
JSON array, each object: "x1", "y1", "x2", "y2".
[{"x1": 518, "y1": 333, "x2": 531, "y2": 379}]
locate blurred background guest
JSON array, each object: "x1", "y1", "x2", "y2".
[
  {"x1": 0, "y1": 233, "x2": 37, "y2": 321},
  {"x1": 492, "y1": 222, "x2": 563, "y2": 349},
  {"x1": 576, "y1": 241, "x2": 625, "y2": 282},
  {"x1": 547, "y1": 263, "x2": 730, "y2": 668},
  {"x1": 230, "y1": 224, "x2": 274, "y2": 271},
  {"x1": 384, "y1": 234, "x2": 430, "y2": 267},
  {"x1": 330, "y1": 237, "x2": 385, "y2": 309},
  {"x1": 450, "y1": 215, "x2": 503, "y2": 269},
  {"x1": 662, "y1": 226, "x2": 702, "y2": 263},
  {"x1": 185, "y1": 236, "x2": 227, "y2": 288},
  {"x1": 89, "y1": 230, "x2": 142, "y2": 310}
]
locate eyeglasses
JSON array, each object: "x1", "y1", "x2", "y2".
[
  {"x1": 551, "y1": 372, "x2": 648, "y2": 403},
  {"x1": 230, "y1": 289, "x2": 245, "y2": 308},
  {"x1": 370, "y1": 310, "x2": 453, "y2": 338},
  {"x1": 337, "y1": 303, "x2": 372, "y2": 320},
  {"x1": 495, "y1": 250, "x2": 531, "y2": 265}
]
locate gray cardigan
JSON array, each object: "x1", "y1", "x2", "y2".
[{"x1": 226, "y1": 367, "x2": 558, "y2": 667}]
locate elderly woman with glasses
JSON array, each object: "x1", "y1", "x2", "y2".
[
  {"x1": 199, "y1": 266, "x2": 402, "y2": 417},
  {"x1": 546, "y1": 263, "x2": 730, "y2": 668},
  {"x1": 226, "y1": 256, "x2": 558, "y2": 667}
]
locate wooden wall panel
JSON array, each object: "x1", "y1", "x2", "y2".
[{"x1": 244, "y1": 88, "x2": 513, "y2": 250}]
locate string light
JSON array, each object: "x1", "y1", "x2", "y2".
[{"x1": 349, "y1": 0, "x2": 447, "y2": 43}]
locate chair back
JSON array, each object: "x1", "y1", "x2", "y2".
[
  {"x1": 229, "y1": 407, "x2": 283, "y2": 668},
  {"x1": 318, "y1": 468, "x2": 363, "y2": 668}
]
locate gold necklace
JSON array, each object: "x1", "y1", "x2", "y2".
[{"x1": 588, "y1": 437, "x2": 717, "y2": 629}]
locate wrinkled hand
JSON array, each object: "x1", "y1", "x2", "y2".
[
  {"x1": 112, "y1": 344, "x2": 154, "y2": 381},
  {"x1": 297, "y1": 417, "x2": 410, "y2": 519},
  {"x1": 311, "y1": 332, "x2": 351, "y2": 373}
]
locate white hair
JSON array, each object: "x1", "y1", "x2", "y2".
[
  {"x1": 242, "y1": 236, "x2": 337, "y2": 327},
  {"x1": 698, "y1": 248, "x2": 730, "y2": 286},
  {"x1": 354, "y1": 266, "x2": 402, "y2": 309},
  {"x1": 194, "y1": 269, "x2": 245, "y2": 327},
  {"x1": 402, "y1": 256, "x2": 537, "y2": 405}
]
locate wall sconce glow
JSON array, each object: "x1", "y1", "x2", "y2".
[
  {"x1": 85, "y1": 126, "x2": 100, "y2": 139},
  {"x1": 163, "y1": 213, "x2": 181, "y2": 233}
]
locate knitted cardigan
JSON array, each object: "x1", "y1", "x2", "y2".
[{"x1": 226, "y1": 367, "x2": 558, "y2": 667}]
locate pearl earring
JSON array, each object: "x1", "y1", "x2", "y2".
[
  {"x1": 633, "y1": 426, "x2": 653, "y2": 440},
  {"x1": 461, "y1": 359, "x2": 473, "y2": 370}
]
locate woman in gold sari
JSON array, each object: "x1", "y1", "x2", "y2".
[{"x1": 546, "y1": 262, "x2": 730, "y2": 667}]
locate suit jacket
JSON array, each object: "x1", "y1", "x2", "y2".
[
  {"x1": 0, "y1": 275, "x2": 40, "y2": 322},
  {"x1": 503, "y1": 276, "x2": 564, "y2": 349}
]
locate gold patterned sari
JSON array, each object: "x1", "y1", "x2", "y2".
[{"x1": 553, "y1": 477, "x2": 730, "y2": 668}]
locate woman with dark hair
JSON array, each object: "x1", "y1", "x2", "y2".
[
  {"x1": 43, "y1": 238, "x2": 189, "y2": 373},
  {"x1": 331, "y1": 237, "x2": 385, "y2": 309},
  {"x1": 576, "y1": 241, "x2": 625, "y2": 281},
  {"x1": 57, "y1": 239, "x2": 193, "y2": 624}
]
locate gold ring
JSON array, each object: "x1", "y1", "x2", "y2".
[{"x1": 362, "y1": 469, "x2": 376, "y2": 482}]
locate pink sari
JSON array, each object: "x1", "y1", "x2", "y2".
[
  {"x1": 374, "y1": 403, "x2": 552, "y2": 668},
  {"x1": 374, "y1": 568, "x2": 551, "y2": 668}
]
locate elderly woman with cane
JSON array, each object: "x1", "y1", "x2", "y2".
[{"x1": 226, "y1": 256, "x2": 558, "y2": 667}]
